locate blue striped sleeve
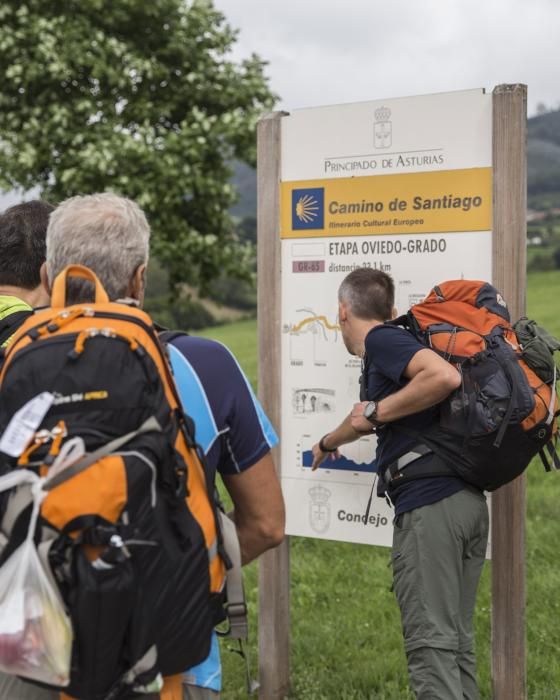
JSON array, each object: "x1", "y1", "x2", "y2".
[{"x1": 169, "y1": 335, "x2": 278, "y2": 475}]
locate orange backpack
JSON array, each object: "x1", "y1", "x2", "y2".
[
  {"x1": 391, "y1": 280, "x2": 559, "y2": 490},
  {"x1": 0, "y1": 266, "x2": 226, "y2": 698}
]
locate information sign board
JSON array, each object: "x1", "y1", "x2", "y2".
[{"x1": 279, "y1": 89, "x2": 492, "y2": 545}]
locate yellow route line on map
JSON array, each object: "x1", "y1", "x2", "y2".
[{"x1": 291, "y1": 316, "x2": 340, "y2": 333}]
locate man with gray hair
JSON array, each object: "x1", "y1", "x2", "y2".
[
  {"x1": 312, "y1": 267, "x2": 488, "y2": 700},
  {"x1": 43, "y1": 192, "x2": 150, "y2": 305},
  {"x1": 1, "y1": 192, "x2": 284, "y2": 700}
]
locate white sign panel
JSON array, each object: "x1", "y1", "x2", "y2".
[{"x1": 279, "y1": 89, "x2": 493, "y2": 546}]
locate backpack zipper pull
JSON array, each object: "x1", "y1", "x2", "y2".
[{"x1": 109, "y1": 534, "x2": 131, "y2": 558}]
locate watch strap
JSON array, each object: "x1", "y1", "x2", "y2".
[
  {"x1": 319, "y1": 435, "x2": 337, "y2": 453},
  {"x1": 365, "y1": 401, "x2": 380, "y2": 425}
]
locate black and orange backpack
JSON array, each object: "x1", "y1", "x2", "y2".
[
  {"x1": 0, "y1": 265, "x2": 228, "y2": 699},
  {"x1": 389, "y1": 280, "x2": 559, "y2": 491}
]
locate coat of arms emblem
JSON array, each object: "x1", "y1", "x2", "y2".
[
  {"x1": 308, "y1": 485, "x2": 331, "y2": 534},
  {"x1": 374, "y1": 106, "x2": 392, "y2": 149}
]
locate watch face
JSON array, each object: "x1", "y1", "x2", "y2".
[{"x1": 364, "y1": 401, "x2": 377, "y2": 419}]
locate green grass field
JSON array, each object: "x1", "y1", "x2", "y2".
[{"x1": 198, "y1": 271, "x2": 560, "y2": 699}]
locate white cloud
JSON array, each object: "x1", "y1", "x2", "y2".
[{"x1": 214, "y1": 0, "x2": 560, "y2": 115}]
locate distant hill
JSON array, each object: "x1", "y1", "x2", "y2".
[
  {"x1": 529, "y1": 109, "x2": 560, "y2": 149},
  {"x1": 230, "y1": 108, "x2": 560, "y2": 217},
  {"x1": 528, "y1": 109, "x2": 560, "y2": 206},
  {"x1": 229, "y1": 161, "x2": 256, "y2": 219}
]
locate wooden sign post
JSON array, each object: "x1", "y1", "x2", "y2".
[
  {"x1": 256, "y1": 85, "x2": 527, "y2": 699},
  {"x1": 491, "y1": 83, "x2": 527, "y2": 700},
  {"x1": 257, "y1": 111, "x2": 291, "y2": 700}
]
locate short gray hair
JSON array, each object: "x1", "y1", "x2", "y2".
[
  {"x1": 338, "y1": 268, "x2": 394, "y2": 321},
  {"x1": 46, "y1": 193, "x2": 150, "y2": 302}
]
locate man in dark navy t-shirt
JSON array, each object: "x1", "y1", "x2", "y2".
[
  {"x1": 312, "y1": 268, "x2": 489, "y2": 700},
  {"x1": 363, "y1": 323, "x2": 465, "y2": 516}
]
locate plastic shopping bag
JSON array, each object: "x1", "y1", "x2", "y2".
[{"x1": 0, "y1": 470, "x2": 72, "y2": 686}]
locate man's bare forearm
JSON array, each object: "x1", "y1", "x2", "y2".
[
  {"x1": 375, "y1": 366, "x2": 459, "y2": 423},
  {"x1": 228, "y1": 512, "x2": 281, "y2": 565},
  {"x1": 311, "y1": 413, "x2": 368, "y2": 470},
  {"x1": 321, "y1": 412, "x2": 364, "y2": 450},
  {"x1": 222, "y1": 454, "x2": 285, "y2": 565},
  {"x1": 351, "y1": 349, "x2": 461, "y2": 432}
]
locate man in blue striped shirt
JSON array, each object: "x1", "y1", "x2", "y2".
[{"x1": 167, "y1": 334, "x2": 285, "y2": 699}]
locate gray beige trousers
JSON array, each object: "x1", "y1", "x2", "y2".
[{"x1": 392, "y1": 487, "x2": 489, "y2": 700}]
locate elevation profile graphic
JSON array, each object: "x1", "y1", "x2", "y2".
[
  {"x1": 298, "y1": 434, "x2": 376, "y2": 474},
  {"x1": 302, "y1": 449, "x2": 377, "y2": 474}
]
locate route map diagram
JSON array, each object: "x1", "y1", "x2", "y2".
[{"x1": 283, "y1": 309, "x2": 340, "y2": 367}]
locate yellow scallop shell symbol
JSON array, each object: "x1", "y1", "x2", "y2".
[{"x1": 295, "y1": 194, "x2": 319, "y2": 223}]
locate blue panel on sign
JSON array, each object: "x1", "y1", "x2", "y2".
[{"x1": 292, "y1": 188, "x2": 325, "y2": 230}]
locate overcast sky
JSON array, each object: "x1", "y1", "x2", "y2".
[
  {"x1": 2, "y1": 0, "x2": 557, "y2": 209},
  {"x1": 214, "y1": 0, "x2": 559, "y2": 117}
]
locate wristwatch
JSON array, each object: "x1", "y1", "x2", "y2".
[
  {"x1": 363, "y1": 400, "x2": 381, "y2": 426},
  {"x1": 319, "y1": 434, "x2": 337, "y2": 453}
]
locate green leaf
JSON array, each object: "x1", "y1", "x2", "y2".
[{"x1": 0, "y1": 0, "x2": 276, "y2": 289}]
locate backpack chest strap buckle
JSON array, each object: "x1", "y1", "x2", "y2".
[{"x1": 384, "y1": 444, "x2": 434, "y2": 484}]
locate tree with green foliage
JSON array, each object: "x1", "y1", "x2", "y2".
[{"x1": 0, "y1": 0, "x2": 275, "y2": 288}]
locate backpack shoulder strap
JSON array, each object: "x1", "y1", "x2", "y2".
[
  {"x1": 359, "y1": 353, "x2": 368, "y2": 402},
  {"x1": 159, "y1": 329, "x2": 189, "y2": 345},
  {"x1": 387, "y1": 314, "x2": 410, "y2": 328},
  {"x1": 0, "y1": 309, "x2": 33, "y2": 347},
  {"x1": 386, "y1": 313, "x2": 423, "y2": 344},
  {"x1": 217, "y1": 511, "x2": 248, "y2": 641},
  {"x1": 539, "y1": 438, "x2": 560, "y2": 473},
  {"x1": 360, "y1": 319, "x2": 418, "y2": 400}
]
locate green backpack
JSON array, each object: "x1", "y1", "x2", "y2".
[{"x1": 513, "y1": 317, "x2": 560, "y2": 385}]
